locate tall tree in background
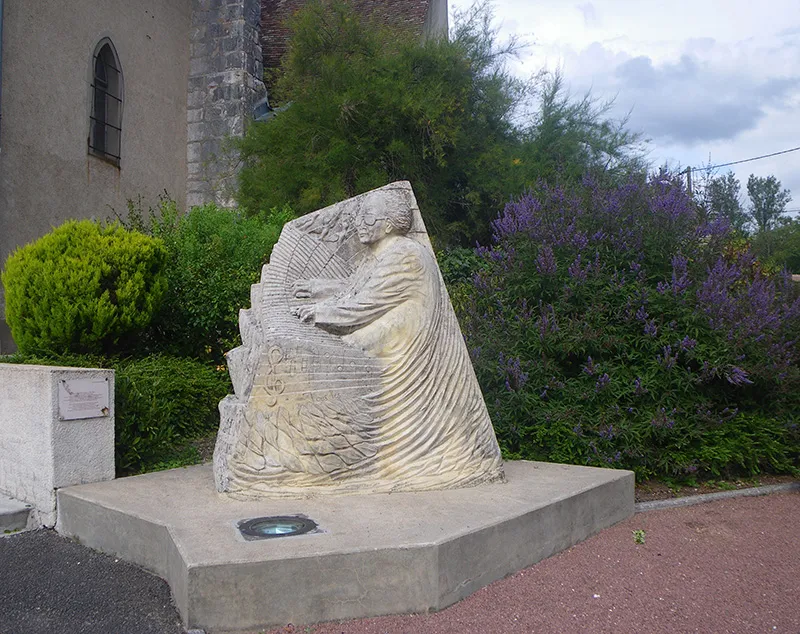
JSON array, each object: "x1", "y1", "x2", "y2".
[
  {"x1": 750, "y1": 218, "x2": 800, "y2": 272},
  {"x1": 746, "y1": 174, "x2": 792, "y2": 233},
  {"x1": 238, "y1": 0, "x2": 526, "y2": 243},
  {"x1": 237, "y1": 0, "x2": 644, "y2": 245},
  {"x1": 519, "y1": 71, "x2": 646, "y2": 183},
  {"x1": 705, "y1": 171, "x2": 747, "y2": 232}
]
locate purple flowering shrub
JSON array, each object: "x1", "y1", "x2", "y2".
[{"x1": 451, "y1": 174, "x2": 800, "y2": 479}]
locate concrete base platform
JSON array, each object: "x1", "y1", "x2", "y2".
[{"x1": 56, "y1": 461, "x2": 633, "y2": 632}]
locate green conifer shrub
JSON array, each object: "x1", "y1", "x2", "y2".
[{"x1": 2, "y1": 221, "x2": 167, "y2": 355}]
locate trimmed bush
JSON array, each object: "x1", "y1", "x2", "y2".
[
  {"x1": 451, "y1": 174, "x2": 800, "y2": 480},
  {"x1": 0, "y1": 352, "x2": 230, "y2": 474},
  {"x1": 2, "y1": 220, "x2": 167, "y2": 355}
]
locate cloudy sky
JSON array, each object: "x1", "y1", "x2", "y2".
[{"x1": 450, "y1": 0, "x2": 800, "y2": 213}]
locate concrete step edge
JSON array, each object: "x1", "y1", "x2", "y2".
[
  {"x1": 635, "y1": 481, "x2": 800, "y2": 513},
  {"x1": 0, "y1": 496, "x2": 33, "y2": 534}
]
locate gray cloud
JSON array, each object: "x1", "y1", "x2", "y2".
[
  {"x1": 575, "y1": 47, "x2": 800, "y2": 145},
  {"x1": 759, "y1": 77, "x2": 800, "y2": 104}
]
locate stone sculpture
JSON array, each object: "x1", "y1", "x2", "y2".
[{"x1": 213, "y1": 182, "x2": 504, "y2": 498}]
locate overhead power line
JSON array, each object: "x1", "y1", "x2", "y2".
[{"x1": 689, "y1": 145, "x2": 800, "y2": 173}]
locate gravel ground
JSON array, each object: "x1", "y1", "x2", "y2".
[
  {"x1": 0, "y1": 529, "x2": 183, "y2": 634},
  {"x1": 1, "y1": 491, "x2": 797, "y2": 634},
  {"x1": 263, "y1": 491, "x2": 800, "y2": 634}
]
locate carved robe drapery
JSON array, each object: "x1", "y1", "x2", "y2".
[{"x1": 213, "y1": 182, "x2": 504, "y2": 498}]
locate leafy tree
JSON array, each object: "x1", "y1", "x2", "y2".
[
  {"x1": 747, "y1": 174, "x2": 792, "y2": 233},
  {"x1": 237, "y1": 0, "x2": 643, "y2": 245},
  {"x1": 519, "y1": 71, "x2": 646, "y2": 184},
  {"x1": 705, "y1": 171, "x2": 747, "y2": 232},
  {"x1": 751, "y1": 218, "x2": 800, "y2": 272}
]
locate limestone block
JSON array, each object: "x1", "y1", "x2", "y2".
[
  {"x1": 0, "y1": 364, "x2": 115, "y2": 526},
  {"x1": 213, "y1": 182, "x2": 505, "y2": 498}
]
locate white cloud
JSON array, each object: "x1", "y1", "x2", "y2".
[{"x1": 450, "y1": 0, "x2": 800, "y2": 199}]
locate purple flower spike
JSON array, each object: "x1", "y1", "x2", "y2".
[
  {"x1": 724, "y1": 365, "x2": 753, "y2": 386},
  {"x1": 536, "y1": 244, "x2": 557, "y2": 276}
]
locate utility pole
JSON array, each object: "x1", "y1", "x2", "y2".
[{"x1": 685, "y1": 167, "x2": 692, "y2": 196}]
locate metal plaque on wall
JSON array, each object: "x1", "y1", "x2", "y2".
[{"x1": 58, "y1": 378, "x2": 111, "y2": 421}]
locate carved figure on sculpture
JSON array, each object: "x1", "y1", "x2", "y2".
[{"x1": 213, "y1": 182, "x2": 504, "y2": 498}]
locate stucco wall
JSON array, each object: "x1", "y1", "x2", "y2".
[
  {"x1": 0, "y1": 0, "x2": 192, "y2": 352},
  {"x1": 0, "y1": 364, "x2": 115, "y2": 527}
]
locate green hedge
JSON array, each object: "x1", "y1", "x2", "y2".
[
  {"x1": 112, "y1": 355, "x2": 230, "y2": 472},
  {"x1": 123, "y1": 200, "x2": 291, "y2": 362}
]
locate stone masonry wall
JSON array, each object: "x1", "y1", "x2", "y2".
[{"x1": 187, "y1": 0, "x2": 266, "y2": 207}]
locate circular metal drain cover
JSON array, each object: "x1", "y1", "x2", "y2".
[{"x1": 238, "y1": 516, "x2": 318, "y2": 540}]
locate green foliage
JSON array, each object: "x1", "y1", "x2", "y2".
[
  {"x1": 237, "y1": 0, "x2": 643, "y2": 245},
  {"x1": 437, "y1": 246, "x2": 486, "y2": 286},
  {"x1": 519, "y1": 71, "x2": 646, "y2": 184},
  {"x1": 751, "y1": 219, "x2": 800, "y2": 273},
  {"x1": 451, "y1": 175, "x2": 800, "y2": 481},
  {"x1": 2, "y1": 220, "x2": 167, "y2": 356},
  {"x1": 2, "y1": 352, "x2": 230, "y2": 474},
  {"x1": 146, "y1": 445, "x2": 203, "y2": 473},
  {"x1": 703, "y1": 171, "x2": 748, "y2": 233},
  {"x1": 632, "y1": 529, "x2": 646, "y2": 545},
  {"x1": 125, "y1": 199, "x2": 292, "y2": 362},
  {"x1": 747, "y1": 174, "x2": 792, "y2": 233},
  {"x1": 112, "y1": 355, "x2": 230, "y2": 473}
]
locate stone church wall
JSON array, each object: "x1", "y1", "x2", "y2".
[
  {"x1": 186, "y1": 0, "x2": 265, "y2": 208},
  {"x1": 0, "y1": 0, "x2": 445, "y2": 353}
]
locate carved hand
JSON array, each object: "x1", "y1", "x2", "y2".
[
  {"x1": 292, "y1": 304, "x2": 316, "y2": 324},
  {"x1": 292, "y1": 280, "x2": 313, "y2": 299}
]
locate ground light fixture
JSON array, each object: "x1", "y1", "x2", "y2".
[{"x1": 237, "y1": 515, "x2": 318, "y2": 540}]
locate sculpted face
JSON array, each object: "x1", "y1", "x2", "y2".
[{"x1": 354, "y1": 208, "x2": 391, "y2": 244}]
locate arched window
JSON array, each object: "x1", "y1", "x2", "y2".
[{"x1": 89, "y1": 40, "x2": 123, "y2": 165}]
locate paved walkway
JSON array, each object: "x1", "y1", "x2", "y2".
[
  {"x1": 0, "y1": 530, "x2": 183, "y2": 634},
  {"x1": 1, "y1": 491, "x2": 798, "y2": 634}
]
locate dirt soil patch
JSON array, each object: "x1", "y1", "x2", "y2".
[{"x1": 635, "y1": 473, "x2": 798, "y2": 503}]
